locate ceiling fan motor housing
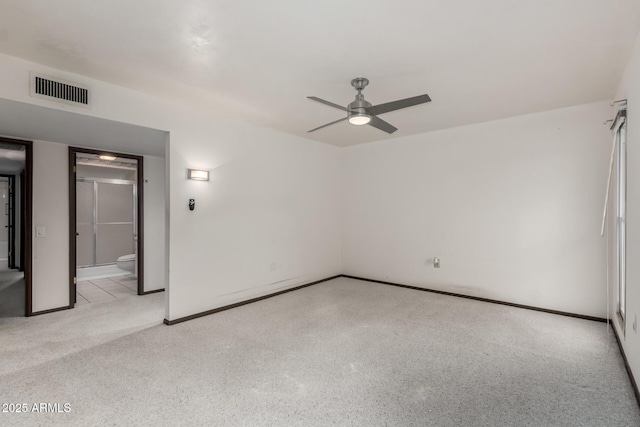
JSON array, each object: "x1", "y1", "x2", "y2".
[
  {"x1": 348, "y1": 97, "x2": 372, "y2": 114},
  {"x1": 348, "y1": 90, "x2": 372, "y2": 124}
]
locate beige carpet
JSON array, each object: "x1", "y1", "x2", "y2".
[
  {"x1": 0, "y1": 277, "x2": 638, "y2": 426},
  {"x1": 0, "y1": 269, "x2": 24, "y2": 317}
]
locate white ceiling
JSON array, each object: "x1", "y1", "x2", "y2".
[{"x1": 0, "y1": 0, "x2": 638, "y2": 147}]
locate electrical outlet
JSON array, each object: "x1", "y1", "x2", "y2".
[
  {"x1": 433, "y1": 257, "x2": 440, "y2": 268},
  {"x1": 270, "y1": 262, "x2": 277, "y2": 271}
]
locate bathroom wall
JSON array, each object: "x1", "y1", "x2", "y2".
[{"x1": 77, "y1": 164, "x2": 136, "y2": 181}]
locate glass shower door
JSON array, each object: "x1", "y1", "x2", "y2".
[
  {"x1": 76, "y1": 180, "x2": 95, "y2": 267},
  {"x1": 96, "y1": 182, "x2": 135, "y2": 265},
  {"x1": 76, "y1": 180, "x2": 135, "y2": 267}
]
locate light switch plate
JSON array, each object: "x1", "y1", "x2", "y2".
[{"x1": 36, "y1": 226, "x2": 46, "y2": 237}]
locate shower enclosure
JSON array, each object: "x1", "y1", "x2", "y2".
[
  {"x1": 74, "y1": 153, "x2": 138, "y2": 281},
  {"x1": 76, "y1": 178, "x2": 136, "y2": 268}
]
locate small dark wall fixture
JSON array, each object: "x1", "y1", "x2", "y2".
[{"x1": 189, "y1": 199, "x2": 195, "y2": 211}]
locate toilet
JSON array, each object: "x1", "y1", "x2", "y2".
[{"x1": 116, "y1": 254, "x2": 136, "y2": 274}]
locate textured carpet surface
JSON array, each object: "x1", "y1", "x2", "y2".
[
  {"x1": 0, "y1": 277, "x2": 638, "y2": 426},
  {"x1": 0, "y1": 270, "x2": 24, "y2": 318}
]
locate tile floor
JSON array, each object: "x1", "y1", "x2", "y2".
[{"x1": 76, "y1": 275, "x2": 137, "y2": 304}]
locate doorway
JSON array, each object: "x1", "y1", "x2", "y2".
[
  {"x1": 69, "y1": 147, "x2": 144, "y2": 305},
  {"x1": 0, "y1": 137, "x2": 32, "y2": 317},
  {"x1": 0, "y1": 175, "x2": 16, "y2": 268}
]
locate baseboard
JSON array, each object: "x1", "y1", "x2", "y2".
[
  {"x1": 342, "y1": 275, "x2": 607, "y2": 323},
  {"x1": 164, "y1": 274, "x2": 608, "y2": 325},
  {"x1": 140, "y1": 288, "x2": 165, "y2": 295},
  {"x1": 29, "y1": 305, "x2": 72, "y2": 317},
  {"x1": 163, "y1": 275, "x2": 341, "y2": 325},
  {"x1": 610, "y1": 320, "x2": 640, "y2": 409}
]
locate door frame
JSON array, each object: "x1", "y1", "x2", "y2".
[
  {"x1": 19, "y1": 170, "x2": 25, "y2": 272},
  {"x1": 615, "y1": 118, "x2": 627, "y2": 325},
  {"x1": 69, "y1": 147, "x2": 144, "y2": 303},
  {"x1": 0, "y1": 137, "x2": 33, "y2": 316}
]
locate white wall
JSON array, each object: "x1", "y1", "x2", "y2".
[
  {"x1": 0, "y1": 53, "x2": 342, "y2": 320},
  {"x1": 32, "y1": 140, "x2": 69, "y2": 312},
  {"x1": 167, "y1": 125, "x2": 341, "y2": 319},
  {"x1": 611, "y1": 29, "x2": 640, "y2": 388},
  {"x1": 1, "y1": 49, "x2": 616, "y2": 329},
  {"x1": 31, "y1": 142, "x2": 168, "y2": 309},
  {"x1": 342, "y1": 101, "x2": 611, "y2": 318}
]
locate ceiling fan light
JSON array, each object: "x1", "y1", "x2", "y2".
[{"x1": 348, "y1": 114, "x2": 371, "y2": 125}]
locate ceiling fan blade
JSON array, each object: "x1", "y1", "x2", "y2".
[
  {"x1": 367, "y1": 94, "x2": 431, "y2": 116},
  {"x1": 368, "y1": 115, "x2": 398, "y2": 134},
  {"x1": 307, "y1": 116, "x2": 348, "y2": 133},
  {"x1": 307, "y1": 96, "x2": 348, "y2": 112}
]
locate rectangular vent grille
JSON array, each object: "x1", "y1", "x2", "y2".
[
  {"x1": 35, "y1": 76, "x2": 88, "y2": 104},
  {"x1": 29, "y1": 72, "x2": 90, "y2": 108}
]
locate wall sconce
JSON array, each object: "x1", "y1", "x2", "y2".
[{"x1": 188, "y1": 169, "x2": 209, "y2": 181}]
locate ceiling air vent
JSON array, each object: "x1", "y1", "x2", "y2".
[{"x1": 29, "y1": 72, "x2": 90, "y2": 108}]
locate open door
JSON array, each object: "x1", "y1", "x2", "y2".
[{"x1": 69, "y1": 147, "x2": 145, "y2": 305}]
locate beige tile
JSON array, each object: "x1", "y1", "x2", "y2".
[
  {"x1": 79, "y1": 292, "x2": 115, "y2": 304},
  {"x1": 77, "y1": 282, "x2": 99, "y2": 294},
  {"x1": 112, "y1": 275, "x2": 137, "y2": 284},
  {"x1": 75, "y1": 293, "x2": 89, "y2": 305},
  {"x1": 89, "y1": 278, "x2": 118, "y2": 287},
  {"x1": 120, "y1": 280, "x2": 138, "y2": 291},
  {"x1": 92, "y1": 280, "x2": 135, "y2": 297},
  {"x1": 78, "y1": 283, "x2": 116, "y2": 302}
]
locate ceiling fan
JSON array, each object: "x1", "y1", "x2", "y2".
[{"x1": 307, "y1": 77, "x2": 431, "y2": 134}]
